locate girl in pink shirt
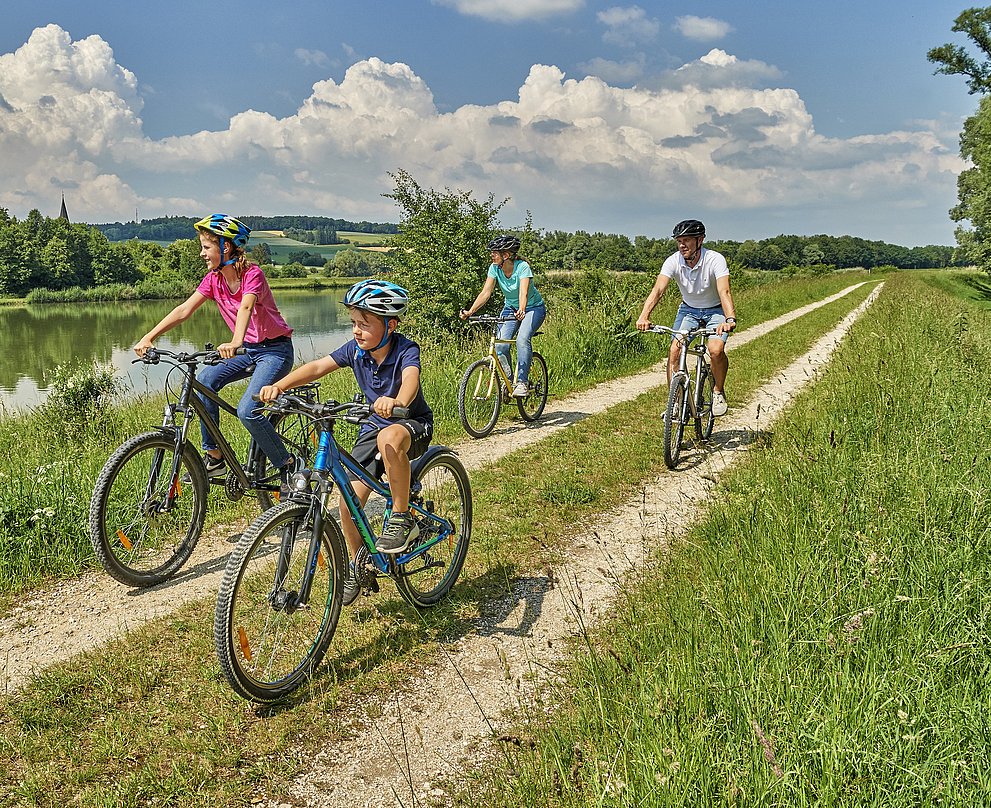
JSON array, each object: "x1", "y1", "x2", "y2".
[{"x1": 134, "y1": 214, "x2": 298, "y2": 485}]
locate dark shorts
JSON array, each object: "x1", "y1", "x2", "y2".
[{"x1": 349, "y1": 418, "x2": 433, "y2": 481}]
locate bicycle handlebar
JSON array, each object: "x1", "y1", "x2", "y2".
[
  {"x1": 631, "y1": 324, "x2": 721, "y2": 340},
  {"x1": 260, "y1": 394, "x2": 411, "y2": 423},
  {"x1": 465, "y1": 315, "x2": 517, "y2": 326},
  {"x1": 133, "y1": 345, "x2": 247, "y2": 367}
]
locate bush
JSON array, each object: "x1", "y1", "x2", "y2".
[{"x1": 37, "y1": 361, "x2": 122, "y2": 441}]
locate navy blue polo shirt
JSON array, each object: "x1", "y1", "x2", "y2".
[{"x1": 330, "y1": 333, "x2": 433, "y2": 433}]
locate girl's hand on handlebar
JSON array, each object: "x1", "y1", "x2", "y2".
[
  {"x1": 134, "y1": 337, "x2": 154, "y2": 357},
  {"x1": 258, "y1": 384, "x2": 283, "y2": 403},
  {"x1": 216, "y1": 341, "x2": 242, "y2": 359}
]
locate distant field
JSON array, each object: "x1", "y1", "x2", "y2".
[{"x1": 249, "y1": 230, "x2": 391, "y2": 263}]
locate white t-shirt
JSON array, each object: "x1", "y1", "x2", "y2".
[{"x1": 660, "y1": 247, "x2": 729, "y2": 308}]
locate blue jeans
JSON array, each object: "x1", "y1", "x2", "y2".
[
  {"x1": 196, "y1": 339, "x2": 295, "y2": 467},
  {"x1": 497, "y1": 304, "x2": 546, "y2": 384},
  {"x1": 672, "y1": 303, "x2": 729, "y2": 343}
]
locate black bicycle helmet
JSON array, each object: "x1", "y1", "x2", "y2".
[
  {"x1": 672, "y1": 219, "x2": 705, "y2": 238},
  {"x1": 487, "y1": 234, "x2": 521, "y2": 253}
]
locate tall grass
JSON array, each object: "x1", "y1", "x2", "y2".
[{"x1": 461, "y1": 272, "x2": 991, "y2": 804}]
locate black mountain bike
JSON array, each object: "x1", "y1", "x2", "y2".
[{"x1": 88, "y1": 345, "x2": 320, "y2": 588}]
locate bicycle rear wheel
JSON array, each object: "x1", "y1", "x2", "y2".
[
  {"x1": 695, "y1": 365, "x2": 716, "y2": 440},
  {"x1": 255, "y1": 412, "x2": 322, "y2": 510},
  {"x1": 395, "y1": 453, "x2": 472, "y2": 608},
  {"x1": 458, "y1": 359, "x2": 501, "y2": 439},
  {"x1": 89, "y1": 432, "x2": 208, "y2": 587},
  {"x1": 214, "y1": 500, "x2": 345, "y2": 703},
  {"x1": 516, "y1": 352, "x2": 549, "y2": 422},
  {"x1": 663, "y1": 375, "x2": 688, "y2": 469}
]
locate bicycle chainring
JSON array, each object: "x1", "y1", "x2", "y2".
[
  {"x1": 224, "y1": 470, "x2": 246, "y2": 501},
  {"x1": 352, "y1": 546, "x2": 380, "y2": 593}
]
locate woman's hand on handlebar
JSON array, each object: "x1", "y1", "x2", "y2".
[{"x1": 459, "y1": 308, "x2": 472, "y2": 320}]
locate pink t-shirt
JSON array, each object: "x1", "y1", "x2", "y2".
[{"x1": 196, "y1": 264, "x2": 292, "y2": 344}]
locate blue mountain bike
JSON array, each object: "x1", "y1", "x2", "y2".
[{"x1": 214, "y1": 394, "x2": 472, "y2": 703}]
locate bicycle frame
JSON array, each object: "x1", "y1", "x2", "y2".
[
  {"x1": 280, "y1": 405, "x2": 458, "y2": 604},
  {"x1": 471, "y1": 316, "x2": 530, "y2": 396},
  {"x1": 672, "y1": 330, "x2": 711, "y2": 422}
]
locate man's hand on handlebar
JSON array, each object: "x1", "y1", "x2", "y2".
[{"x1": 635, "y1": 316, "x2": 652, "y2": 332}]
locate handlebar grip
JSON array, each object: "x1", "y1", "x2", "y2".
[{"x1": 392, "y1": 406, "x2": 411, "y2": 419}]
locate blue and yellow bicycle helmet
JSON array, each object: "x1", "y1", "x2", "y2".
[{"x1": 194, "y1": 214, "x2": 251, "y2": 268}]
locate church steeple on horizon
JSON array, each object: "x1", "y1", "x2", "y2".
[{"x1": 58, "y1": 193, "x2": 69, "y2": 222}]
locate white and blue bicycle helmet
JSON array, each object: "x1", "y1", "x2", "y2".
[{"x1": 342, "y1": 279, "x2": 410, "y2": 350}]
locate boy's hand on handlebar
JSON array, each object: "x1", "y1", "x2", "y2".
[{"x1": 372, "y1": 395, "x2": 399, "y2": 418}]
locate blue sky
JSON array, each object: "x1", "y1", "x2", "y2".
[{"x1": 0, "y1": 0, "x2": 978, "y2": 246}]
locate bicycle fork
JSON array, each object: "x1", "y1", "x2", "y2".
[{"x1": 270, "y1": 490, "x2": 330, "y2": 613}]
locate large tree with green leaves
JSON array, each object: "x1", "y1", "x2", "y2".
[
  {"x1": 929, "y1": 7, "x2": 991, "y2": 270},
  {"x1": 383, "y1": 169, "x2": 506, "y2": 335}
]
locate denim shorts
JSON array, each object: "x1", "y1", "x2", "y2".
[{"x1": 672, "y1": 303, "x2": 729, "y2": 343}]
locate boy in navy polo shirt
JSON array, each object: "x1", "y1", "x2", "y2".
[{"x1": 259, "y1": 280, "x2": 433, "y2": 601}]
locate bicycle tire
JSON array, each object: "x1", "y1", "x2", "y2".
[
  {"x1": 395, "y1": 453, "x2": 472, "y2": 608},
  {"x1": 516, "y1": 352, "x2": 549, "y2": 422},
  {"x1": 695, "y1": 366, "x2": 716, "y2": 440},
  {"x1": 214, "y1": 500, "x2": 345, "y2": 703},
  {"x1": 663, "y1": 375, "x2": 688, "y2": 469},
  {"x1": 255, "y1": 412, "x2": 322, "y2": 510},
  {"x1": 88, "y1": 431, "x2": 208, "y2": 587},
  {"x1": 458, "y1": 359, "x2": 501, "y2": 439}
]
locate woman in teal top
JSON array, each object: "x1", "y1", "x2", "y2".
[{"x1": 460, "y1": 234, "x2": 547, "y2": 397}]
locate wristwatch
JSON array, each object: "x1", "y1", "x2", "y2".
[{"x1": 726, "y1": 317, "x2": 737, "y2": 324}]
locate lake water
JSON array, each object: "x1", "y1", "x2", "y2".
[{"x1": 0, "y1": 289, "x2": 355, "y2": 414}]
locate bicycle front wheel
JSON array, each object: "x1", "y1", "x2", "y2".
[
  {"x1": 663, "y1": 375, "x2": 689, "y2": 469},
  {"x1": 516, "y1": 352, "x2": 549, "y2": 422},
  {"x1": 214, "y1": 500, "x2": 345, "y2": 703},
  {"x1": 395, "y1": 453, "x2": 472, "y2": 608},
  {"x1": 255, "y1": 412, "x2": 322, "y2": 510},
  {"x1": 458, "y1": 359, "x2": 501, "y2": 439},
  {"x1": 88, "y1": 432, "x2": 208, "y2": 587},
  {"x1": 695, "y1": 366, "x2": 716, "y2": 440}
]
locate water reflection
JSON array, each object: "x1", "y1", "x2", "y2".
[{"x1": 0, "y1": 289, "x2": 353, "y2": 412}]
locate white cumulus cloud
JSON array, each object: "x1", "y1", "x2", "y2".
[
  {"x1": 0, "y1": 25, "x2": 965, "y2": 245},
  {"x1": 597, "y1": 5, "x2": 661, "y2": 46},
  {"x1": 432, "y1": 0, "x2": 583, "y2": 22},
  {"x1": 674, "y1": 15, "x2": 734, "y2": 42}
]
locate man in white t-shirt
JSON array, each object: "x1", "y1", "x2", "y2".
[{"x1": 636, "y1": 219, "x2": 737, "y2": 416}]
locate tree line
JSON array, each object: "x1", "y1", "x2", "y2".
[
  {"x1": 0, "y1": 201, "x2": 964, "y2": 299},
  {"x1": 94, "y1": 215, "x2": 398, "y2": 242}
]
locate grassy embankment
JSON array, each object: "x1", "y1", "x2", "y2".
[
  {"x1": 0, "y1": 277, "x2": 881, "y2": 806},
  {"x1": 0, "y1": 273, "x2": 867, "y2": 598},
  {"x1": 456, "y1": 271, "x2": 991, "y2": 805}
]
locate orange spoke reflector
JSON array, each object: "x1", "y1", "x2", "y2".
[
  {"x1": 237, "y1": 627, "x2": 253, "y2": 662},
  {"x1": 116, "y1": 530, "x2": 133, "y2": 551},
  {"x1": 317, "y1": 551, "x2": 325, "y2": 570},
  {"x1": 170, "y1": 478, "x2": 182, "y2": 498}
]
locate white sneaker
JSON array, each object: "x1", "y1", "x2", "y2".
[
  {"x1": 512, "y1": 381, "x2": 529, "y2": 397},
  {"x1": 711, "y1": 391, "x2": 728, "y2": 416}
]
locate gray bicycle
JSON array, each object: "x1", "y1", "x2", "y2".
[{"x1": 642, "y1": 325, "x2": 719, "y2": 469}]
